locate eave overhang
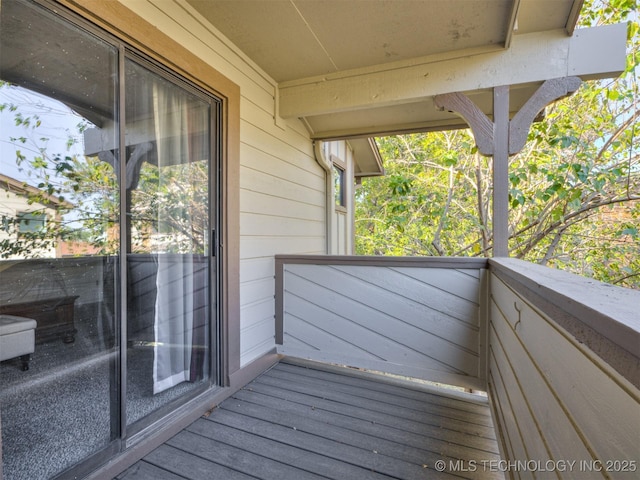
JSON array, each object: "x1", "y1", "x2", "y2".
[
  {"x1": 0, "y1": 173, "x2": 74, "y2": 210},
  {"x1": 348, "y1": 138, "x2": 385, "y2": 178}
]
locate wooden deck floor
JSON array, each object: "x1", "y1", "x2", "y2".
[{"x1": 117, "y1": 359, "x2": 504, "y2": 480}]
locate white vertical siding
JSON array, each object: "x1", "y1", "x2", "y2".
[
  {"x1": 326, "y1": 141, "x2": 355, "y2": 255},
  {"x1": 333, "y1": 211, "x2": 348, "y2": 254},
  {"x1": 488, "y1": 273, "x2": 640, "y2": 478},
  {"x1": 121, "y1": 0, "x2": 327, "y2": 367}
]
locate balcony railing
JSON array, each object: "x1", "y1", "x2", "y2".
[
  {"x1": 275, "y1": 254, "x2": 640, "y2": 475},
  {"x1": 275, "y1": 255, "x2": 489, "y2": 391}
]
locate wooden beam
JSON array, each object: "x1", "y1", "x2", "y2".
[
  {"x1": 565, "y1": 0, "x2": 585, "y2": 35},
  {"x1": 279, "y1": 24, "x2": 626, "y2": 119},
  {"x1": 307, "y1": 117, "x2": 471, "y2": 141},
  {"x1": 436, "y1": 77, "x2": 584, "y2": 158}
]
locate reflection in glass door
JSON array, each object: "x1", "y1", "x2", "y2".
[
  {"x1": 0, "y1": 1, "x2": 119, "y2": 478},
  {"x1": 0, "y1": 1, "x2": 218, "y2": 478},
  {"x1": 124, "y1": 58, "x2": 213, "y2": 428}
]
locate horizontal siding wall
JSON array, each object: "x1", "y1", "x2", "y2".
[
  {"x1": 276, "y1": 256, "x2": 489, "y2": 391},
  {"x1": 488, "y1": 271, "x2": 640, "y2": 478},
  {"x1": 122, "y1": 0, "x2": 327, "y2": 367}
]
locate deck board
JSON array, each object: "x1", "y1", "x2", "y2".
[
  {"x1": 264, "y1": 365, "x2": 494, "y2": 426},
  {"x1": 255, "y1": 370, "x2": 495, "y2": 437},
  {"x1": 275, "y1": 362, "x2": 491, "y2": 417},
  {"x1": 116, "y1": 359, "x2": 504, "y2": 480},
  {"x1": 116, "y1": 459, "x2": 189, "y2": 480},
  {"x1": 232, "y1": 386, "x2": 498, "y2": 463},
  {"x1": 168, "y1": 429, "x2": 328, "y2": 480},
  {"x1": 187, "y1": 419, "x2": 386, "y2": 480}
]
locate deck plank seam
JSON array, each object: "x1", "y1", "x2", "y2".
[
  {"x1": 255, "y1": 374, "x2": 495, "y2": 431},
  {"x1": 231, "y1": 388, "x2": 503, "y2": 460}
]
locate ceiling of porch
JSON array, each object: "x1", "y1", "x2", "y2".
[
  {"x1": 183, "y1": 0, "x2": 626, "y2": 144},
  {"x1": 185, "y1": 0, "x2": 581, "y2": 83}
]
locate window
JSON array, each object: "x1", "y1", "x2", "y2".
[
  {"x1": 334, "y1": 165, "x2": 345, "y2": 207},
  {"x1": 17, "y1": 212, "x2": 46, "y2": 234}
]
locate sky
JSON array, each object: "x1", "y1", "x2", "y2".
[{"x1": 0, "y1": 84, "x2": 91, "y2": 188}]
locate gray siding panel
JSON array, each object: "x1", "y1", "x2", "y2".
[
  {"x1": 277, "y1": 258, "x2": 487, "y2": 390},
  {"x1": 488, "y1": 272, "x2": 640, "y2": 478}
]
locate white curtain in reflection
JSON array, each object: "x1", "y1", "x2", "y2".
[{"x1": 151, "y1": 83, "x2": 193, "y2": 394}]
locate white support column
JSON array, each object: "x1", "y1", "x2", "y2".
[
  {"x1": 493, "y1": 86, "x2": 510, "y2": 257},
  {"x1": 434, "y1": 77, "x2": 582, "y2": 258}
]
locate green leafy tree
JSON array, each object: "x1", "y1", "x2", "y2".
[
  {"x1": 0, "y1": 83, "x2": 86, "y2": 257},
  {"x1": 1, "y1": 82, "x2": 209, "y2": 258},
  {"x1": 356, "y1": 0, "x2": 639, "y2": 288}
]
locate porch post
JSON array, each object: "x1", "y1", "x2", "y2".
[
  {"x1": 493, "y1": 86, "x2": 510, "y2": 257},
  {"x1": 434, "y1": 76, "x2": 582, "y2": 258}
]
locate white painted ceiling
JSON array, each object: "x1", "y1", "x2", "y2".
[
  {"x1": 186, "y1": 0, "x2": 580, "y2": 83},
  {"x1": 181, "y1": 0, "x2": 629, "y2": 174}
]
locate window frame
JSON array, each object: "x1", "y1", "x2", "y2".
[
  {"x1": 17, "y1": 211, "x2": 47, "y2": 234},
  {"x1": 331, "y1": 154, "x2": 348, "y2": 212}
]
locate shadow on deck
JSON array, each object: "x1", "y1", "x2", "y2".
[{"x1": 117, "y1": 358, "x2": 504, "y2": 480}]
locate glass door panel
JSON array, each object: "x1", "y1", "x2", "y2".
[
  {"x1": 124, "y1": 58, "x2": 211, "y2": 427},
  {"x1": 1, "y1": 2, "x2": 218, "y2": 477},
  {"x1": 0, "y1": 1, "x2": 119, "y2": 478}
]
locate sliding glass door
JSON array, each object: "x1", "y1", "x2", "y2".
[
  {"x1": 0, "y1": 2, "x2": 120, "y2": 478},
  {"x1": 0, "y1": 1, "x2": 219, "y2": 478},
  {"x1": 124, "y1": 57, "x2": 214, "y2": 428}
]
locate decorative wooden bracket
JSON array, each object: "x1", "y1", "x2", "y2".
[
  {"x1": 434, "y1": 92, "x2": 496, "y2": 155},
  {"x1": 433, "y1": 77, "x2": 582, "y2": 257},
  {"x1": 508, "y1": 77, "x2": 582, "y2": 154},
  {"x1": 434, "y1": 76, "x2": 582, "y2": 157}
]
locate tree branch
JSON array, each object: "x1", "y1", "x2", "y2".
[
  {"x1": 514, "y1": 195, "x2": 640, "y2": 257},
  {"x1": 595, "y1": 109, "x2": 640, "y2": 163}
]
